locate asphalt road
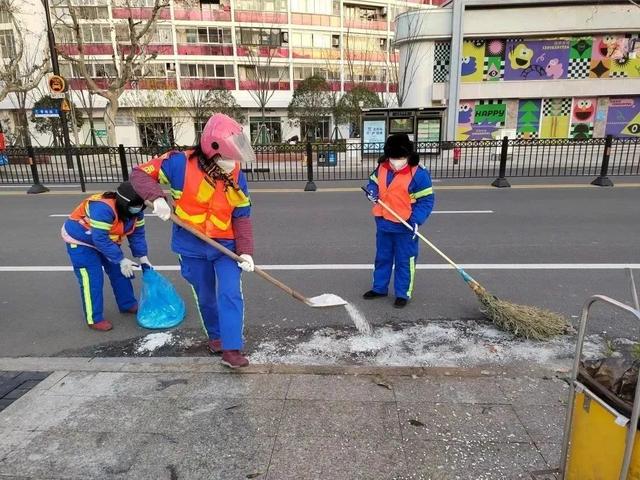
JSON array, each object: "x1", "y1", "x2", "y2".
[{"x1": 0, "y1": 183, "x2": 639, "y2": 356}]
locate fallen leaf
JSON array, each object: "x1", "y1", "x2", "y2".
[
  {"x1": 408, "y1": 419, "x2": 425, "y2": 427},
  {"x1": 373, "y1": 375, "x2": 392, "y2": 390},
  {"x1": 246, "y1": 473, "x2": 263, "y2": 479}
]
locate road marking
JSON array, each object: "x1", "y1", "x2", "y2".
[
  {"x1": 48, "y1": 211, "x2": 493, "y2": 217},
  {"x1": 2, "y1": 263, "x2": 639, "y2": 273}
]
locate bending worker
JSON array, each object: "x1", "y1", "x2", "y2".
[
  {"x1": 364, "y1": 133, "x2": 435, "y2": 308},
  {"x1": 131, "y1": 113, "x2": 255, "y2": 369},
  {"x1": 62, "y1": 182, "x2": 151, "y2": 331}
]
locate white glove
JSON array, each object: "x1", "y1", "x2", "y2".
[
  {"x1": 237, "y1": 254, "x2": 255, "y2": 272},
  {"x1": 139, "y1": 256, "x2": 153, "y2": 268},
  {"x1": 153, "y1": 197, "x2": 171, "y2": 221},
  {"x1": 119, "y1": 258, "x2": 138, "y2": 278},
  {"x1": 412, "y1": 223, "x2": 419, "y2": 240}
]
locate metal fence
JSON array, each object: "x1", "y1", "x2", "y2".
[{"x1": 1, "y1": 136, "x2": 638, "y2": 191}]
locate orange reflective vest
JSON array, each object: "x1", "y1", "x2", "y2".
[
  {"x1": 372, "y1": 164, "x2": 417, "y2": 222},
  {"x1": 69, "y1": 194, "x2": 135, "y2": 244},
  {"x1": 173, "y1": 153, "x2": 250, "y2": 239}
]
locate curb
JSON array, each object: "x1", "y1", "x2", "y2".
[{"x1": 0, "y1": 356, "x2": 568, "y2": 378}]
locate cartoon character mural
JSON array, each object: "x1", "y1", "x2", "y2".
[
  {"x1": 504, "y1": 39, "x2": 570, "y2": 81},
  {"x1": 605, "y1": 97, "x2": 640, "y2": 138},
  {"x1": 456, "y1": 100, "x2": 506, "y2": 140},
  {"x1": 570, "y1": 98, "x2": 597, "y2": 139},
  {"x1": 460, "y1": 40, "x2": 485, "y2": 83}
]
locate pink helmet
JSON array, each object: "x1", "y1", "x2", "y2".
[{"x1": 200, "y1": 113, "x2": 256, "y2": 163}]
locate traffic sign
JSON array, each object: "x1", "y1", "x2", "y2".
[
  {"x1": 61, "y1": 98, "x2": 70, "y2": 112},
  {"x1": 48, "y1": 75, "x2": 67, "y2": 94},
  {"x1": 33, "y1": 107, "x2": 60, "y2": 118}
]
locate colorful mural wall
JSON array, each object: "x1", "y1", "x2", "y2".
[
  {"x1": 456, "y1": 96, "x2": 640, "y2": 140},
  {"x1": 433, "y1": 34, "x2": 640, "y2": 83}
]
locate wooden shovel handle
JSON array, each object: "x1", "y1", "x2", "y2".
[{"x1": 146, "y1": 200, "x2": 310, "y2": 305}]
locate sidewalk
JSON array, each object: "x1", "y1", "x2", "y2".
[{"x1": 0, "y1": 358, "x2": 568, "y2": 480}]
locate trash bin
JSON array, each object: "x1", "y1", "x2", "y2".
[{"x1": 317, "y1": 149, "x2": 337, "y2": 168}]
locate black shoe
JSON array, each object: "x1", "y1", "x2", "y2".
[
  {"x1": 394, "y1": 298, "x2": 408, "y2": 308},
  {"x1": 363, "y1": 290, "x2": 388, "y2": 300}
]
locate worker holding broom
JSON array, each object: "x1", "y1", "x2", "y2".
[
  {"x1": 62, "y1": 182, "x2": 151, "y2": 331},
  {"x1": 130, "y1": 113, "x2": 255, "y2": 369},
  {"x1": 363, "y1": 133, "x2": 435, "y2": 308}
]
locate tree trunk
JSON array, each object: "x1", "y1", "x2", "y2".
[
  {"x1": 104, "y1": 97, "x2": 119, "y2": 147},
  {"x1": 15, "y1": 108, "x2": 30, "y2": 147}
]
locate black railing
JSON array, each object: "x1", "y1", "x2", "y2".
[{"x1": 0, "y1": 137, "x2": 638, "y2": 192}]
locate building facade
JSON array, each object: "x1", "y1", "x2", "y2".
[
  {"x1": 0, "y1": 0, "x2": 443, "y2": 147},
  {"x1": 395, "y1": 1, "x2": 640, "y2": 141}
]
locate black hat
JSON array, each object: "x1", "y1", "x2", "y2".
[
  {"x1": 115, "y1": 181, "x2": 144, "y2": 217},
  {"x1": 382, "y1": 133, "x2": 420, "y2": 167}
]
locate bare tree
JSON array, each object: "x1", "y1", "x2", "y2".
[
  {"x1": 240, "y1": 37, "x2": 287, "y2": 144},
  {"x1": 55, "y1": 0, "x2": 170, "y2": 146},
  {"x1": 287, "y1": 75, "x2": 332, "y2": 141},
  {"x1": 121, "y1": 88, "x2": 186, "y2": 146},
  {"x1": 184, "y1": 88, "x2": 245, "y2": 142},
  {"x1": 0, "y1": 0, "x2": 51, "y2": 145}
]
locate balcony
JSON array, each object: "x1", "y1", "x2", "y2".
[
  {"x1": 290, "y1": 13, "x2": 340, "y2": 28},
  {"x1": 291, "y1": 48, "x2": 339, "y2": 60},
  {"x1": 236, "y1": 45, "x2": 289, "y2": 58},
  {"x1": 234, "y1": 11, "x2": 287, "y2": 24},
  {"x1": 345, "y1": 50, "x2": 387, "y2": 62},
  {"x1": 173, "y1": 8, "x2": 231, "y2": 21},
  {"x1": 68, "y1": 78, "x2": 110, "y2": 90},
  {"x1": 293, "y1": 79, "x2": 341, "y2": 91},
  {"x1": 344, "y1": 18, "x2": 387, "y2": 31},
  {"x1": 239, "y1": 80, "x2": 290, "y2": 90},
  {"x1": 128, "y1": 78, "x2": 178, "y2": 90},
  {"x1": 181, "y1": 78, "x2": 235, "y2": 90},
  {"x1": 57, "y1": 44, "x2": 113, "y2": 56},
  {"x1": 111, "y1": 7, "x2": 171, "y2": 20},
  {"x1": 177, "y1": 44, "x2": 234, "y2": 56},
  {"x1": 344, "y1": 81, "x2": 386, "y2": 92},
  {"x1": 119, "y1": 44, "x2": 175, "y2": 56}
]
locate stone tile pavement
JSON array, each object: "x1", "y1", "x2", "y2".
[{"x1": 0, "y1": 360, "x2": 570, "y2": 480}]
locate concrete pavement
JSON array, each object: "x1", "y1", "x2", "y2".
[{"x1": 0, "y1": 358, "x2": 569, "y2": 480}]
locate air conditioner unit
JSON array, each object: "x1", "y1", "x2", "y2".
[
  {"x1": 166, "y1": 62, "x2": 176, "y2": 71},
  {"x1": 332, "y1": 36, "x2": 340, "y2": 47},
  {"x1": 379, "y1": 38, "x2": 387, "y2": 47},
  {"x1": 381, "y1": 7, "x2": 388, "y2": 17},
  {"x1": 281, "y1": 31, "x2": 289, "y2": 44}
]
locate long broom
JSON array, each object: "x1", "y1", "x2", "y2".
[{"x1": 363, "y1": 188, "x2": 570, "y2": 340}]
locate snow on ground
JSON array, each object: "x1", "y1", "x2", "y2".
[
  {"x1": 249, "y1": 320, "x2": 607, "y2": 369},
  {"x1": 135, "y1": 332, "x2": 175, "y2": 355}
]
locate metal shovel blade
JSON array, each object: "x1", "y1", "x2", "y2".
[{"x1": 305, "y1": 293, "x2": 348, "y2": 308}]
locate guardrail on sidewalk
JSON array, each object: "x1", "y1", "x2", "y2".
[{"x1": 0, "y1": 136, "x2": 637, "y2": 192}]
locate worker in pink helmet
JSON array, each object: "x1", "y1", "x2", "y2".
[{"x1": 130, "y1": 113, "x2": 256, "y2": 368}]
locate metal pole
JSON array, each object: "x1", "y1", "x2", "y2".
[
  {"x1": 591, "y1": 134, "x2": 614, "y2": 187},
  {"x1": 491, "y1": 136, "x2": 511, "y2": 188},
  {"x1": 304, "y1": 140, "x2": 316, "y2": 191},
  {"x1": 629, "y1": 268, "x2": 639, "y2": 312},
  {"x1": 445, "y1": 0, "x2": 465, "y2": 141},
  {"x1": 68, "y1": 95, "x2": 86, "y2": 192},
  {"x1": 42, "y1": 0, "x2": 74, "y2": 169}
]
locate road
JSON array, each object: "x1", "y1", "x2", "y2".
[{"x1": 0, "y1": 182, "x2": 639, "y2": 357}]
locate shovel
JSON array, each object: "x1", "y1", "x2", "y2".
[{"x1": 145, "y1": 200, "x2": 346, "y2": 308}]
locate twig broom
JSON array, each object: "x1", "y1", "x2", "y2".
[{"x1": 363, "y1": 189, "x2": 569, "y2": 340}]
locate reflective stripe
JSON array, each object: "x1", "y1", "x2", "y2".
[
  {"x1": 410, "y1": 187, "x2": 434, "y2": 200},
  {"x1": 89, "y1": 219, "x2": 113, "y2": 230},
  {"x1": 79, "y1": 268, "x2": 94, "y2": 325},
  {"x1": 235, "y1": 199, "x2": 251, "y2": 208},
  {"x1": 135, "y1": 219, "x2": 145, "y2": 228},
  {"x1": 175, "y1": 205, "x2": 207, "y2": 224},
  {"x1": 70, "y1": 243, "x2": 78, "y2": 249},
  {"x1": 369, "y1": 173, "x2": 378, "y2": 184},
  {"x1": 109, "y1": 234, "x2": 122, "y2": 243},
  {"x1": 178, "y1": 254, "x2": 208, "y2": 337},
  {"x1": 407, "y1": 256, "x2": 416, "y2": 298},
  {"x1": 170, "y1": 188, "x2": 182, "y2": 200},
  {"x1": 158, "y1": 169, "x2": 170, "y2": 185},
  {"x1": 209, "y1": 214, "x2": 231, "y2": 231}
]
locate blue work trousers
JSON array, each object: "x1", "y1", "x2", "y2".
[
  {"x1": 66, "y1": 243, "x2": 136, "y2": 325},
  {"x1": 372, "y1": 230, "x2": 419, "y2": 299}
]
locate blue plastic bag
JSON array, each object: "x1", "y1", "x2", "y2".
[{"x1": 137, "y1": 268, "x2": 186, "y2": 329}]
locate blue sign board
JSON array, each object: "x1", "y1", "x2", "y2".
[{"x1": 33, "y1": 107, "x2": 60, "y2": 118}]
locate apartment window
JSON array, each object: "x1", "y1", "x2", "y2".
[
  {"x1": 185, "y1": 26, "x2": 232, "y2": 44},
  {"x1": 116, "y1": 25, "x2": 172, "y2": 44},
  {"x1": 194, "y1": 118, "x2": 207, "y2": 140},
  {"x1": 238, "y1": 28, "x2": 284, "y2": 47},
  {"x1": 134, "y1": 63, "x2": 167, "y2": 78},
  {"x1": 59, "y1": 63, "x2": 73, "y2": 78},
  {"x1": 291, "y1": 0, "x2": 333, "y2": 15},
  {"x1": 115, "y1": 0, "x2": 157, "y2": 6},
  {"x1": 301, "y1": 117, "x2": 330, "y2": 141},
  {"x1": 236, "y1": 0, "x2": 286, "y2": 11},
  {"x1": 81, "y1": 24, "x2": 112, "y2": 43},
  {"x1": 239, "y1": 65, "x2": 289, "y2": 81},
  {"x1": 76, "y1": 6, "x2": 109, "y2": 19},
  {"x1": 293, "y1": 65, "x2": 339, "y2": 81},
  {"x1": 179, "y1": 63, "x2": 234, "y2": 78},
  {"x1": 0, "y1": 31, "x2": 15, "y2": 58},
  {"x1": 55, "y1": 27, "x2": 76, "y2": 44},
  {"x1": 138, "y1": 117, "x2": 175, "y2": 148},
  {"x1": 250, "y1": 117, "x2": 282, "y2": 144},
  {"x1": 0, "y1": 9, "x2": 11, "y2": 23},
  {"x1": 344, "y1": 4, "x2": 381, "y2": 21},
  {"x1": 290, "y1": 32, "x2": 330, "y2": 49}
]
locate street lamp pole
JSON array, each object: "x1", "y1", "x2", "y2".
[{"x1": 42, "y1": 0, "x2": 74, "y2": 168}]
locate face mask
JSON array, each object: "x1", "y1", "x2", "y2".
[
  {"x1": 217, "y1": 159, "x2": 237, "y2": 173},
  {"x1": 389, "y1": 158, "x2": 408, "y2": 171},
  {"x1": 128, "y1": 206, "x2": 143, "y2": 214}
]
